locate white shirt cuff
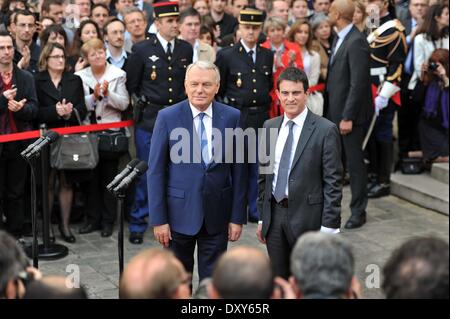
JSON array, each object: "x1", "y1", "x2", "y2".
[{"x1": 320, "y1": 226, "x2": 340, "y2": 234}]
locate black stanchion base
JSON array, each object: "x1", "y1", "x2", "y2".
[{"x1": 25, "y1": 243, "x2": 69, "y2": 260}]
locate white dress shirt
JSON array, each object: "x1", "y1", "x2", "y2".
[
  {"x1": 240, "y1": 39, "x2": 256, "y2": 63},
  {"x1": 190, "y1": 103, "x2": 213, "y2": 161},
  {"x1": 156, "y1": 32, "x2": 175, "y2": 54},
  {"x1": 272, "y1": 108, "x2": 308, "y2": 198},
  {"x1": 331, "y1": 23, "x2": 353, "y2": 62},
  {"x1": 269, "y1": 107, "x2": 339, "y2": 234},
  {"x1": 193, "y1": 40, "x2": 200, "y2": 63}
]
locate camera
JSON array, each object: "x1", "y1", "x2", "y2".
[{"x1": 428, "y1": 61, "x2": 439, "y2": 71}]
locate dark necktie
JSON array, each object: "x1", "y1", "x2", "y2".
[
  {"x1": 273, "y1": 120, "x2": 295, "y2": 203},
  {"x1": 166, "y1": 42, "x2": 172, "y2": 60},
  {"x1": 330, "y1": 36, "x2": 339, "y2": 64},
  {"x1": 248, "y1": 49, "x2": 254, "y2": 63}
]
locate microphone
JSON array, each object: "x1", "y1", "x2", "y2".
[
  {"x1": 23, "y1": 130, "x2": 60, "y2": 159},
  {"x1": 113, "y1": 161, "x2": 148, "y2": 194},
  {"x1": 20, "y1": 132, "x2": 48, "y2": 157},
  {"x1": 107, "y1": 159, "x2": 141, "y2": 191}
]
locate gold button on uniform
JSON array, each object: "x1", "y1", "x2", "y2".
[
  {"x1": 252, "y1": 79, "x2": 256, "y2": 83},
  {"x1": 168, "y1": 77, "x2": 172, "y2": 82},
  {"x1": 169, "y1": 88, "x2": 173, "y2": 92},
  {"x1": 253, "y1": 89, "x2": 257, "y2": 93},
  {"x1": 253, "y1": 100, "x2": 256, "y2": 104},
  {"x1": 168, "y1": 66, "x2": 172, "y2": 70},
  {"x1": 169, "y1": 99, "x2": 173, "y2": 103},
  {"x1": 252, "y1": 69, "x2": 256, "y2": 73}
]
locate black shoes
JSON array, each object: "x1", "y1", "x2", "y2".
[
  {"x1": 101, "y1": 225, "x2": 113, "y2": 237},
  {"x1": 368, "y1": 184, "x2": 390, "y2": 198},
  {"x1": 129, "y1": 232, "x2": 143, "y2": 244},
  {"x1": 344, "y1": 214, "x2": 366, "y2": 229},
  {"x1": 59, "y1": 224, "x2": 76, "y2": 243},
  {"x1": 79, "y1": 223, "x2": 101, "y2": 235}
]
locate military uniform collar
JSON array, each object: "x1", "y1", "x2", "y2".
[{"x1": 156, "y1": 32, "x2": 175, "y2": 53}]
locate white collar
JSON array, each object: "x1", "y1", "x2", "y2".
[
  {"x1": 189, "y1": 102, "x2": 213, "y2": 119},
  {"x1": 336, "y1": 23, "x2": 353, "y2": 40},
  {"x1": 106, "y1": 45, "x2": 127, "y2": 61},
  {"x1": 240, "y1": 39, "x2": 257, "y2": 53},
  {"x1": 157, "y1": 32, "x2": 175, "y2": 52},
  {"x1": 282, "y1": 107, "x2": 308, "y2": 128}
]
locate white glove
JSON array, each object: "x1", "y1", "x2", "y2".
[{"x1": 374, "y1": 96, "x2": 389, "y2": 116}]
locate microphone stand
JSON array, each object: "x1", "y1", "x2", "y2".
[
  {"x1": 36, "y1": 143, "x2": 68, "y2": 260},
  {"x1": 116, "y1": 190, "x2": 126, "y2": 277},
  {"x1": 24, "y1": 127, "x2": 68, "y2": 263}
]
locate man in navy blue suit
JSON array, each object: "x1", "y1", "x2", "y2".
[{"x1": 147, "y1": 61, "x2": 247, "y2": 281}]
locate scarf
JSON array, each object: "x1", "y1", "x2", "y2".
[{"x1": 423, "y1": 80, "x2": 449, "y2": 130}]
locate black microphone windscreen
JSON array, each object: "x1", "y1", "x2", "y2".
[
  {"x1": 135, "y1": 161, "x2": 148, "y2": 175},
  {"x1": 128, "y1": 158, "x2": 141, "y2": 168},
  {"x1": 46, "y1": 130, "x2": 60, "y2": 142}
]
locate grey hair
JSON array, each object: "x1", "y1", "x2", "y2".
[
  {"x1": 290, "y1": 232, "x2": 355, "y2": 298},
  {"x1": 122, "y1": 6, "x2": 146, "y2": 21},
  {"x1": 310, "y1": 12, "x2": 330, "y2": 34},
  {"x1": 185, "y1": 61, "x2": 221, "y2": 84},
  {"x1": 263, "y1": 16, "x2": 287, "y2": 34}
]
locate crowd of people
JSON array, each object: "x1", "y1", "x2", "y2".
[
  {"x1": 1, "y1": 229, "x2": 448, "y2": 299},
  {"x1": 0, "y1": 0, "x2": 448, "y2": 299}
]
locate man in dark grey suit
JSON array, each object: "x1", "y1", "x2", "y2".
[
  {"x1": 325, "y1": 0, "x2": 373, "y2": 229},
  {"x1": 257, "y1": 67, "x2": 342, "y2": 279}
]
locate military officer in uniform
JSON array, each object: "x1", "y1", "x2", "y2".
[
  {"x1": 215, "y1": 9, "x2": 274, "y2": 223},
  {"x1": 366, "y1": 0, "x2": 407, "y2": 198},
  {"x1": 126, "y1": 1, "x2": 193, "y2": 244}
]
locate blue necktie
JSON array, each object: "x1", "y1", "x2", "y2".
[
  {"x1": 273, "y1": 120, "x2": 295, "y2": 203},
  {"x1": 198, "y1": 113, "x2": 209, "y2": 167}
]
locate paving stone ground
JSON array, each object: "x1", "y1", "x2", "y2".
[{"x1": 36, "y1": 187, "x2": 449, "y2": 299}]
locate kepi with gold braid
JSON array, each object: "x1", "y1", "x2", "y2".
[
  {"x1": 153, "y1": 1, "x2": 179, "y2": 18},
  {"x1": 239, "y1": 9, "x2": 264, "y2": 25}
]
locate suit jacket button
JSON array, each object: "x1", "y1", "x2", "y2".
[{"x1": 169, "y1": 99, "x2": 173, "y2": 103}]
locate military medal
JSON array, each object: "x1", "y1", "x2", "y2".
[
  {"x1": 151, "y1": 65, "x2": 157, "y2": 80},
  {"x1": 236, "y1": 72, "x2": 242, "y2": 87}
]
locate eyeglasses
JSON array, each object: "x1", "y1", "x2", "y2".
[{"x1": 48, "y1": 55, "x2": 66, "y2": 60}]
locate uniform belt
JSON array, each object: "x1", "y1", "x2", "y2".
[
  {"x1": 272, "y1": 195, "x2": 288, "y2": 208},
  {"x1": 370, "y1": 67, "x2": 387, "y2": 76}
]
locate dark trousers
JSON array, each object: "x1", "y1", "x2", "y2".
[
  {"x1": 398, "y1": 73, "x2": 421, "y2": 156},
  {"x1": 341, "y1": 126, "x2": 368, "y2": 217},
  {"x1": 85, "y1": 156, "x2": 118, "y2": 226},
  {"x1": 129, "y1": 127, "x2": 151, "y2": 233},
  {"x1": 266, "y1": 202, "x2": 296, "y2": 280},
  {"x1": 0, "y1": 141, "x2": 27, "y2": 236},
  {"x1": 170, "y1": 223, "x2": 228, "y2": 282},
  {"x1": 242, "y1": 107, "x2": 268, "y2": 220}
]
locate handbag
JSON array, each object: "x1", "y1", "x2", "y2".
[
  {"x1": 50, "y1": 108, "x2": 99, "y2": 170},
  {"x1": 400, "y1": 157, "x2": 424, "y2": 175},
  {"x1": 98, "y1": 129, "x2": 128, "y2": 153}
]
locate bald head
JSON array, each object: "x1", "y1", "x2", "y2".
[
  {"x1": 331, "y1": 0, "x2": 355, "y2": 22},
  {"x1": 211, "y1": 246, "x2": 274, "y2": 299},
  {"x1": 120, "y1": 249, "x2": 190, "y2": 299}
]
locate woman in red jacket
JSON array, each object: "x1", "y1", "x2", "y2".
[{"x1": 261, "y1": 16, "x2": 304, "y2": 118}]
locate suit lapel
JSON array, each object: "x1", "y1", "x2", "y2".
[
  {"x1": 237, "y1": 42, "x2": 255, "y2": 68},
  {"x1": 153, "y1": 37, "x2": 169, "y2": 64},
  {"x1": 179, "y1": 100, "x2": 199, "y2": 164},
  {"x1": 290, "y1": 111, "x2": 316, "y2": 173},
  {"x1": 330, "y1": 26, "x2": 355, "y2": 67},
  {"x1": 37, "y1": 72, "x2": 62, "y2": 101}
]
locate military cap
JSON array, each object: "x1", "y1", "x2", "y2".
[{"x1": 239, "y1": 9, "x2": 264, "y2": 25}]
